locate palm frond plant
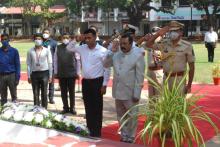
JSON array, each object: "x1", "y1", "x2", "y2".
[
  {"x1": 120, "y1": 73, "x2": 219, "y2": 147},
  {"x1": 212, "y1": 63, "x2": 220, "y2": 85},
  {"x1": 212, "y1": 63, "x2": 220, "y2": 78}
]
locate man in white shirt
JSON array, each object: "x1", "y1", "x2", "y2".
[
  {"x1": 67, "y1": 29, "x2": 110, "y2": 137},
  {"x1": 204, "y1": 26, "x2": 218, "y2": 62},
  {"x1": 26, "y1": 33, "x2": 53, "y2": 109},
  {"x1": 89, "y1": 25, "x2": 103, "y2": 46}
]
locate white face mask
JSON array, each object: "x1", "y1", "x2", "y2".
[
  {"x1": 169, "y1": 31, "x2": 179, "y2": 40},
  {"x1": 35, "y1": 39, "x2": 43, "y2": 46},
  {"x1": 43, "y1": 33, "x2": 50, "y2": 39},
  {"x1": 62, "y1": 39, "x2": 70, "y2": 45}
]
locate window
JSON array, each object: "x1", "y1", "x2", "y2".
[
  {"x1": 161, "y1": 0, "x2": 172, "y2": 7},
  {"x1": 179, "y1": 0, "x2": 189, "y2": 6}
]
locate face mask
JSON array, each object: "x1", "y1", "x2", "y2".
[
  {"x1": 1, "y1": 40, "x2": 9, "y2": 47},
  {"x1": 43, "y1": 33, "x2": 50, "y2": 39},
  {"x1": 35, "y1": 40, "x2": 43, "y2": 46},
  {"x1": 62, "y1": 39, "x2": 70, "y2": 45},
  {"x1": 169, "y1": 31, "x2": 179, "y2": 40}
]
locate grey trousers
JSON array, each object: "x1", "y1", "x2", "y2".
[
  {"x1": 115, "y1": 99, "x2": 138, "y2": 141},
  {"x1": 0, "y1": 73, "x2": 17, "y2": 106}
]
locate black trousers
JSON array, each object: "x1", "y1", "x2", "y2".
[
  {"x1": 48, "y1": 80, "x2": 54, "y2": 100},
  {"x1": 0, "y1": 73, "x2": 17, "y2": 106},
  {"x1": 206, "y1": 42, "x2": 215, "y2": 62},
  {"x1": 31, "y1": 70, "x2": 49, "y2": 109},
  {"x1": 82, "y1": 77, "x2": 103, "y2": 137},
  {"x1": 59, "y1": 77, "x2": 76, "y2": 111}
]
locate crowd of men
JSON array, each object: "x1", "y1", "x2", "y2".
[{"x1": 0, "y1": 20, "x2": 196, "y2": 143}]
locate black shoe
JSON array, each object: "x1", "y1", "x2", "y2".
[
  {"x1": 60, "y1": 110, "x2": 69, "y2": 114},
  {"x1": 12, "y1": 99, "x2": 18, "y2": 103},
  {"x1": 49, "y1": 98, "x2": 55, "y2": 104},
  {"x1": 70, "y1": 109, "x2": 77, "y2": 115},
  {"x1": 120, "y1": 138, "x2": 126, "y2": 142}
]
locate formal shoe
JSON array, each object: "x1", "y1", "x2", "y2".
[
  {"x1": 12, "y1": 100, "x2": 18, "y2": 103},
  {"x1": 120, "y1": 138, "x2": 127, "y2": 142},
  {"x1": 70, "y1": 109, "x2": 77, "y2": 115},
  {"x1": 125, "y1": 137, "x2": 134, "y2": 143},
  {"x1": 60, "y1": 110, "x2": 69, "y2": 114},
  {"x1": 49, "y1": 98, "x2": 55, "y2": 104}
]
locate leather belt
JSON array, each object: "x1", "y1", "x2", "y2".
[
  {"x1": 148, "y1": 66, "x2": 163, "y2": 71},
  {"x1": 165, "y1": 71, "x2": 185, "y2": 77},
  {"x1": 83, "y1": 76, "x2": 103, "y2": 81}
]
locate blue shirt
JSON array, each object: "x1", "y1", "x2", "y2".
[{"x1": 0, "y1": 46, "x2": 21, "y2": 81}]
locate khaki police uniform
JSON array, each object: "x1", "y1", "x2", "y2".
[
  {"x1": 141, "y1": 41, "x2": 163, "y2": 98},
  {"x1": 154, "y1": 21, "x2": 195, "y2": 95},
  {"x1": 147, "y1": 48, "x2": 163, "y2": 97}
]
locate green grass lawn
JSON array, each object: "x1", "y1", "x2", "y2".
[
  {"x1": 11, "y1": 41, "x2": 220, "y2": 84},
  {"x1": 10, "y1": 42, "x2": 34, "y2": 71},
  {"x1": 193, "y1": 42, "x2": 220, "y2": 83}
]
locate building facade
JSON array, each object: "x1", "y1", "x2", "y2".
[
  {"x1": 0, "y1": 5, "x2": 66, "y2": 37},
  {"x1": 147, "y1": 0, "x2": 220, "y2": 37}
]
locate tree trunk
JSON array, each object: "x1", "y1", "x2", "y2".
[
  {"x1": 127, "y1": 6, "x2": 143, "y2": 27},
  {"x1": 23, "y1": 16, "x2": 32, "y2": 36},
  {"x1": 207, "y1": 15, "x2": 217, "y2": 29}
]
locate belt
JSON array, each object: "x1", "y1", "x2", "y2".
[
  {"x1": 0, "y1": 72, "x2": 14, "y2": 76},
  {"x1": 165, "y1": 71, "x2": 185, "y2": 77},
  {"x1": 83, "y1": 76, "x2": 103, "y2": 81},
  {"x1": 148, "y1": 66, "x2": 163, "y2": 71},
  {"x1": 32, "y1": 70, "x2": 49, "y2": 73}
]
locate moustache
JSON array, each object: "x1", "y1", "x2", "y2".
[{"x1": 121, "y1": 47, "x2": 126, "y2": 50}]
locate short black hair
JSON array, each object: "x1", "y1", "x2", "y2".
[
  {"x1": 34, "y1": 33, "x2": 43, "y2": 39},
  {"x1": 84, "y1": 29, "x2": 97, "y2": 37},
  {"x1": 121, "y1": 33, "x2": 133, "y2": 44},
  {"x1": 1, "y1": 33, "x2": 9, "y2": 40},
  {"x1": 124, "y1": 28, "x2": 135, "y2": 34}
]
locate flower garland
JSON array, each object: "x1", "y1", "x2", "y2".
[{"x1": 0, "y1": 103, "x2": 89, "y2": 136}]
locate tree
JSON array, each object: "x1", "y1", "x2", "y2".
[
  {"x1": 7, "y1": 0, "x2": 65, "y2": 35},
  {"x1": 35, "y1": 0, "x2": 65, "y2": 29},
  {"x1": 188, "y1": 0, "x2": 220, "y2": 29},
  {"x1": 64, "y1": 0, "x2": 175, "y2": 27}
]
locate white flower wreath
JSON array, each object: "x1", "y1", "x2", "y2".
[{"x1": 0, "y1": 102, "x2": 89, "y2": 136}]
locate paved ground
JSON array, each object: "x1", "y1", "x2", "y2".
[
  {"x1": 16, "y1": 80, "x2": 148, "y2": 126},
  {"x1": 4, "y1": 80, "x2": 220, "y2": 147},
  {"x1": 0, "y1": 120, "x2": 144, "y2": 147}
]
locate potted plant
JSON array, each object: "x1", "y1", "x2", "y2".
[
  {"x1": 212, "y1": 63, "x2": 220, "y2": 85},
  {"x1": 120, "y1": 74, "x2": 218, "y2": 147}
]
